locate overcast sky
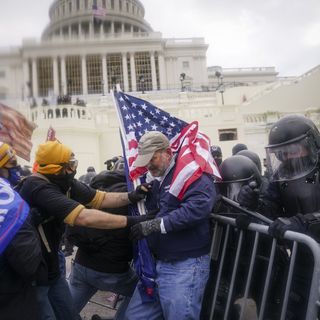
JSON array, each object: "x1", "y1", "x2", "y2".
[{"x1": 0, "y1": 0, "x2": 319, "y2": 76}]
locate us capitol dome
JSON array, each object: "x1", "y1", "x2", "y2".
[{"x1": 0, "y1": 0, "x2": 319, "y2": 174}]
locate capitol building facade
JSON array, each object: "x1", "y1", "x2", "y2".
[{"x1": 0, "y1": 0, "x2": 319, "y2": 175}]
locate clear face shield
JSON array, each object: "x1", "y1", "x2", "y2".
[
  {"x1": 266, "y1": 135, "x2": 318, "y2": 182},
  {"x1": 218, "y1": 181, "x2": 248, "y2": 202}
]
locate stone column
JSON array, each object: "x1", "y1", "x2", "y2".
[
  {"x1": 89, "y1": 21, "x2": 94, "y2": 37},
  {"x1": 111, "y1": 21, "x2": 115, "y2": 34},
  {"x1": 60, "y1": 56, "x2": 67, "y2": 95},
  {"x1": 102, "y1": 54, "x2": 108, "y2": 94},
  {"x1": 82, "y1": 55, "x2": 88, "y2": 95},
  {"x1": 158, "y1": 52, "x2": 167, "y2": 90},
  {"x1": 121, "y1": 23, "x2": 125, "y2": 34},
  {"x1": 130, "y1": 52, "x2": 136, "y2": 91},
  {"x1": 100, "y1": 22, "x2": 104, "y2": 37},
  {"x1": 22, "y1": 60, "x2": 30, "y2": 99},
  {"x1": 68, "y1": 25, "x2": 72, "y2": 38},
  {"x1": 150, "y1": 51, "x2": 157, "y2": 91},
  {"x1": 32, "y1": 58, "x2": 38, "y2": 97},
  {"x1": 122, "y1": 53, "x2": 129, "y2": 91},
  {"x1": 52, "y1": 57, "x2": 59, "y2": 96},
  {"x1": 78, "y1": 23, "x2": 82, "y2": 37}
]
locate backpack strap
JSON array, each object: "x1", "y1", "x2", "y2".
[
  {"x1": 32, "y1": 172, "x2": 50, "y2": 183},
  {"x1": 30, "y1": 173, "x2": 52, "y2": 253}
]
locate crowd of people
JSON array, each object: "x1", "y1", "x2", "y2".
[{"x1": 0, "y1": 114, "x2": 320, "y2": 320}]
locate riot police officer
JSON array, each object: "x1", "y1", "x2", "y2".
[
  {"x1": 201, "y1": 155, "x2": 263, "y2": 319},
  {"x1": 239, "y1": 114, "x2": 320, "y2": 234},
  {"x1": 237, "y1": 114, "x2": 320, "y2": 319}
]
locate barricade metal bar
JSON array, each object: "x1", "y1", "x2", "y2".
[
  {"x1": 280, "y1": 241, "x2": 297, "y2": 320},
  {"x1": 285, "y1": 231, "x2": 320, "y2": 320},
  {"x1": 210, "y1": 223, "x2": 223, "y2": 261},
  {"x1": 258, "y1": 238, "x2": 277, "y2": 320},
  {"x1": 210, "y1": 224, "x2": 230, "y2": 320},
  {"x1": 209, "y1": 214, "x2": 320, "y2": 320},
  {"x1": 239, "y1": 231, "x2": 259, "y2": 320},
  {"x1": 224, "y1": 230, "x2": 244, "y2": 320}
]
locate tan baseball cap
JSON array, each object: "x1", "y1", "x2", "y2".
[{"x1": 134, "y1": 131, "x2": 170, "y2": 167}]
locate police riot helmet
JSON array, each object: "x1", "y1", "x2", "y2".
[
  {"x1": 266, "y1": 115, "x2": 320, "y2": 182},
  {"x1": 210, "y1": 145, "x2": 222, "y2": 166},
  {"x1": 216, "y1": 155, "x2": 261, "y2": 201},
  {"x1": 237, "y1": 150, "x2": 262, "y2": 174},
  {"x1": 232, "y1": 143, "x2": 248, "y2": 155}
]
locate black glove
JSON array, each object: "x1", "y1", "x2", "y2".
[
  {"x1": 130, "y1": 218, "x2": 162, "y2": 241},
  {"x1": 238, "y1": 181, "x2": 260, "y2": 210},
  {"x1": 235, "y1": 214, "x2": 252, "y2": 229},
  {"x1": 128, "y1": 183, "x2": 153, "y2": 203},
  {"x1": 268, "y1": 214, "x2": 307, "y2": 239},
  {"x1": 126, "y1": 214, "x2": 155, "y2": 228}
]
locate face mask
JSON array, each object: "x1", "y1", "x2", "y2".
[
  {"x1": 7, "y1": 166, "x2": 21, "y2": 186},
  {"x1": 46, "y1": 171, "x2": 77, "y2": 193}
]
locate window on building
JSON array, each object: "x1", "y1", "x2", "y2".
[
  {"x1": 126, "y1": 2, "x2": 129, "y2": 12},
  {"x1": 76, "y1": 0, "x2": 80, "y2": 10},
  {"x1": 0, "y1": 71, "x2": 5, "y2": 78},
  {"x1": 62, "y1": 4, "x2": 65, "y2": 15},
  {"x1": 218, "y1": 128, "x2": 238, "y2": 141},
  {"x1": 87, "y1": 55, "x2": 103, "y2": 94},
  {"x1": 119, "y1": 0, "x2": 122, "y2": 11},
  {"x1": 183, "y1": 61, "x2": 190, "y2": 69},
  {"x1": 84, "y1": 0, "x2": 88, "y2": 9},
  {"x1": 135, "y1": 52, "x2": 152, "y2": 92},
  {"x1": 37, "y1": 57, "x2": 54, "y2": 97},
  {"x1": 102, "y1": 0, "x2": 106, "y2": 8},
  {"x1": 69, "y1": 1, "x2": 72, "y2": 13},
  {"x1": 111, "y1": 0, "x2": 114, "y2": 9},
  {"x1": 106, "y1": 53, "x2": 123, "y2": 90},
  {"x1": 66, "y1": 56, "x2": 82, "y2": 95}
]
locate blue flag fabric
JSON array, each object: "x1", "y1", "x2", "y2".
[
  {"x1": 0, "y1": 177, "x2": 30, "y2": 255},
  {"x1": 119, "y1": 132, "x2": 157, "y2": 302}
]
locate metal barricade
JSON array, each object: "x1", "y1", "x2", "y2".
[{"x1": 205, "y1": 214, "x2": 320, "y2": 320}]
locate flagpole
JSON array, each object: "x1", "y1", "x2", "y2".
[{"x1": 111, "y1": 90, "x2": 146, "y2": 215}]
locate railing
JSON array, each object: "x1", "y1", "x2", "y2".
[
  {"x1": 204, "y1": 214, "x2": 320, "y2": 320},
  {"x1": 29, "y1": 105, "x2": 93, "y2": 123},
  {"x1": 208, "y1": 67, "x2": 277, "y2": 74}
]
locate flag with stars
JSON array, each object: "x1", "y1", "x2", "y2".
[{"x1": 113, "y1": 91, "x2": 221, "y2": 200}]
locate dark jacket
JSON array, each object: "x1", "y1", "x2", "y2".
[
  {"x1": 0, "y1": 214, "x2": 42, "y2": 320},
  {"x1": 147, "y1": 164, "x2": 216, "y2": 261},
  {"x1": 67, "y1": 171, "x2": 133, "y2": 273},
  {"x1": 19, "y1": 175, "x2": 97, "y2": 283}
]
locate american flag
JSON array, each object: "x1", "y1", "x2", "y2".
[
  {"x1": 0, "y1": 103, "x2": 37, "y2": 161},
  {"x1": 113, "y1": 92, "x2": 221, "y2": 200},
  {"x1": 46, "y1": 126, "x2": 56, "y2": 141},
  {"x1": 92, "y1": 4, "x2": 106, "y2": 17}
]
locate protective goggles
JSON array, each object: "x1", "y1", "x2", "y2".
[{"x1": 62, "y1": 158, "x2": 78, "y2": 171}]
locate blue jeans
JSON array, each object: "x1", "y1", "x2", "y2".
[
  {"x1": 124, "y1": 254, "x2": 210, "y2": 320},
  {"x1": 69, "y1": 262, "x2": 138, "y2": 320},
  {"x1": 36, "y1": 275, "x2": 77, "y2": 320}
]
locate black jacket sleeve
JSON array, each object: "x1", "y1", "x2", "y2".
[{"x1": 4, "y1": 215, "x2": 42, "y2": 279}]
